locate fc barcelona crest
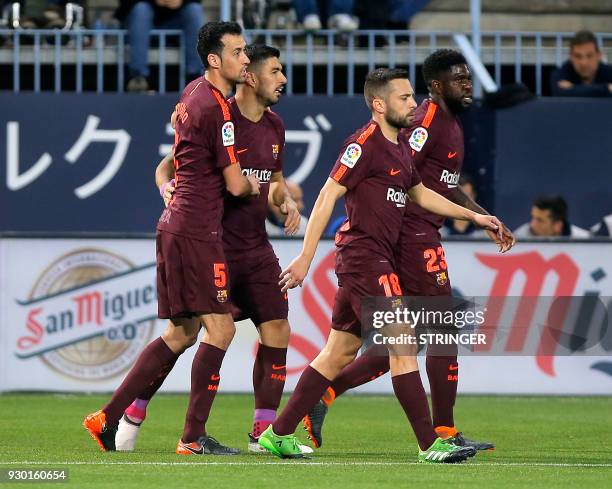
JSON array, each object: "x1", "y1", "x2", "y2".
[
  {"x1": 272, "y1": 144, "x2": 280, "y2": 159},
  {"x1": 436, "y1": 272, "x2": 448, "y2": 286}
]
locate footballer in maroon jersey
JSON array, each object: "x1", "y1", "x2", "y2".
[
  {"x1": 84, "y1": 22, "x2": 258, "y2": 457},
  {"x1": 304, "y1": 50, "x2": 515, "y2": 453},
  {"x1": 117, "y1": 46, "x2": 313, "y2": 454},
  {"x1": 257, "y1": 68, "x2": 503, "y2": 462}
]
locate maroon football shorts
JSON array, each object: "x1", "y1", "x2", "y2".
[
  {"x1": 397, "y1": 241, "x2": 457, "y2": 355},
  {"x1": 331, "y1": 268, "x2": 404, "y2": 337},
  {"x1": 228, "y1": 251, "x2": 288, "y2": 325},
  {"x1": 396, "y1": 241, "x2": 452, "y2": 297},
  {"x1": 156, "y1": 230, "x2": 232, "y2": 318}
]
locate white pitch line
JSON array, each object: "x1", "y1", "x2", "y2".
[{"x1": 0, "y1": 461, "x2": 611, "y2": 468}]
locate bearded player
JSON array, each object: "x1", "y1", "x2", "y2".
[
  {"x1": 84, "y1": 22, "x2": 260, "y2": 456},
  {"x1": 114, "y1": 45, "x2": 313, "y2": 455},
  {"x1": 257, "y1": 68, "x2": 505, "y2": 462},
  {"x1": 303, "y1": 49, "x2": 516, "y2": 452}
]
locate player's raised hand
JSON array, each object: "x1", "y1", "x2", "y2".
[
  {"x1": 279, "y1": 254, "x2": 311, "y2": 293},
  {"x1": 247, "y1": 174, "x2": 261, "y2": 196},
  {"x1": 159, "y1": 179, "x2": 175, "y2": 207},
  {"x1": 473, "y1": 214, "x2": 503, "y2": 240},
  {"x1": 280, "y1": 198, "x2": 301, "y2": 236}
]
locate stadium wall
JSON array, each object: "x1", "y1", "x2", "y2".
[
  {"x1": 1, "y1": 236, "x2": 611, "y2": 394},
  {"x1": 1, "y1": 94, "x2": 611, "y2": 232}
]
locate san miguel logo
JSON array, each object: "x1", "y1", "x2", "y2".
[{"x1": 15, "y1": 249, "x2": 157, "y2": 381}]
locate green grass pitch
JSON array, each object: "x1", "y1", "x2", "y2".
[{"x1": 1, "y1": 394, "x2": 611, "y2": 488}]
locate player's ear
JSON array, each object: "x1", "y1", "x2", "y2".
[
  {"x1": 207, "y1": 52, "x2": 222, "y2": 69},
  {"x1": 245, "y1": 71, "x2": 257, "y2": 88},
  {"x1": 372, "y1": 97, "x2": 385, "y2": 115},
  {"x1": 430, "y1": 79, "x2": 441, "y2": 93}
]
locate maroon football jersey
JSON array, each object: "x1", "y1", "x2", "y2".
[
  {"x1": 400, "y1": 99, "x2": 465, "y2": 242},
  {"x1": 330, "y1": 121, "x2": 421, "y2": 273},
  {"x1": 222, "y1": 99, "x2": 285, "y2": 259},
  {"x1": 157, "y1": 78, "x2": 238, "y2": 242}
]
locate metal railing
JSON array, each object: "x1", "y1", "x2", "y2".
[
  {"x1": 1, "y1": 28, "x2": 185, "y2": 93},
  {"x1": 1, "y1": 28, "x2": 611, "y2": 95}
]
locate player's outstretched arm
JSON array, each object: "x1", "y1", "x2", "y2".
[
  {"x1": 269, "y1": 171, "x2": 301, "y2": 236},
  {"x1": 155, "y1": 152, "x2": 176, "y2": 207},
  {"x1": 408, "y1": 182, "x2": 503, "y2": 240},
  {"x1": 279, "y1": 178, "x2": 347, "y2": 292},
  {"x1": 449, "y1": 185, "x2": 516, "y2": 253},
  {"x1": 223, "y1": 164, "x2": 261, "y2": 197}
]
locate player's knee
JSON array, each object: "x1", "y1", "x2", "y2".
[
  {"x1": 258, "y1": 319, "x2": 290, "y2": 347},
  {"x1": 183, "y1": 328, "x2": 200, "y2": 349},
  {"x1": 320, "y1": 345, "x2": 357, "y2": 370},
  {"x1": 161, "y1": 328, "x2": 195, "y2": 353},
  {"x1": 204, "y1": 319, "x2": 236, "y2": 349}
]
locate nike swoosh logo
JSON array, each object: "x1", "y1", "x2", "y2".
[
  {"x1": 237, "y1": 148, "x2": 248, "y2": 154},
  {"x1": 182, "y1": 443, "x2": 204, "y2": 455},
  {"x1": 448, "y1": 152, "x2": 457, "y2": 159},
  {"x1": 271, "y1": 364, "x2": 286, "y2": 370},
  {"x1": 449, "y1": 365, "x2": 459, "y2": 371},
  {"x1": 210, "y1": 374, "x2": 221, "y2": 381},
  {"x1": 390, "y1": 169, "x2": 401, "y2": 176}
]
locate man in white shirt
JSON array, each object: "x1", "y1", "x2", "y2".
[{"x1": 514, "y1": 195, "x2": 589, "y2": 238}]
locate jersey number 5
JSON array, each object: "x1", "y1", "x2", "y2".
[{"x1": 214, "y1": 263, "x2": 227, "y2": 287}]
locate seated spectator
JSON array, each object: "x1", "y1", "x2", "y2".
[
  {"x1": 294, "y1": 0, "x2": 358, "y2": 32},
  {"x1": 514, "y1": 195, "x2": 589, "y2": 238},
  {"x1": 440, "y1": 174, "x2": 486, "y2": 238},
  {"x1": 590, "y1": 213, "x2": 612, "y2": 237},
  {"x1": 550, "y1": 30, "x2": 612, "y2": 97},
  {"x1": 266, "y1": 180, "x2": 309, "y2": 236},
  {"x1": 115, "y1": 0, "x2": 205, "y2": 92}
]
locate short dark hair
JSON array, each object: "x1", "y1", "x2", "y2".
[
  {"x1": 364, "y1": 68, "x2": 409, "y2": 110},
  {"x1": 570, "y1": 30, "x2": 599, "y2": 52},
  {"x1": 197, "y1": 21, "x2": 243, "y2": 69},
  {"x1": 533, "y1": 195, "x2": 568, "y2": 223},
  {"x1": 422, "y1": 49, "x2": 468, "y2": 87},
  {"x1": 244, "y1": 44, "x2": 281, "y2": 71}
]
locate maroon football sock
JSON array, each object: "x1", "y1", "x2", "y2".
[
  {"x1": 181, "y1": 343, "x2": 226, "y2": 443},
  {"x1": 102, "y1": 337, "x2": 178, "y2": 426},
  {"x1": 251, "y1": 344, "x2": 287, "y2": 437},
  {"x1": 139, "y1": 355, "x2": 180, "y2": 401},
  {"x1": 272, "y1": 366, "x2": 331, "y2": 436},
  {"x1": 329, "y1": 353, "x2": 390, "y2": 399},
  {"x1": 426, "y1": 355, "x2": 458, "y2": 428},
  {"x1": 253, "y1": 344, "x2": 287, "y2": 410},
  {"x1": 391, "y1": 371, "x2": 437, "y2": 450}
]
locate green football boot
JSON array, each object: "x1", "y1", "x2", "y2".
[
  {"x1": 257, "y1": 425, "x2": 305, "y2": 459},
  {"x1": 418, "y1": 437, "x2": 476, "y2": 463}
]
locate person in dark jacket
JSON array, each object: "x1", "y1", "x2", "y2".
[{"x1": 551, "y1": 30, "x2": 612, "y2": 97}]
